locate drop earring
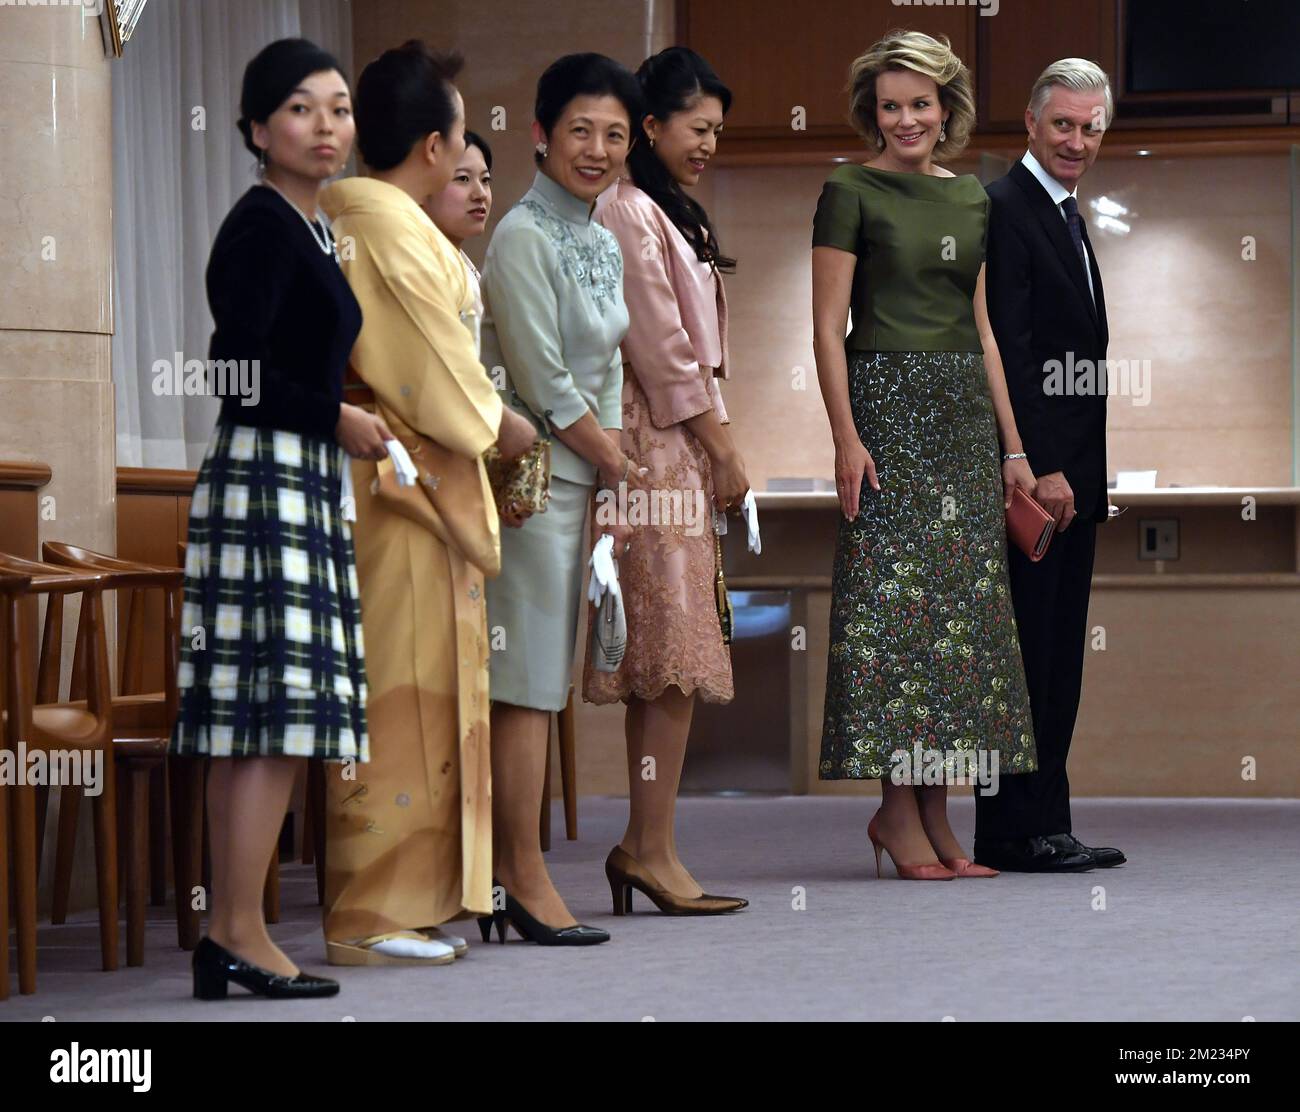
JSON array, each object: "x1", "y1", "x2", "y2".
[
  {"x1": 536, "y1": 141, "x2": 548, "y2": 159},
  {"x1": 257, "y1": 146, "x2": 267, "y2": 178},
  {"x1": 940, "y1": 122, "x2": 947, "y2": 143}
]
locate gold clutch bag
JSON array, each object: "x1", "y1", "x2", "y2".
[
  {"x1": 483, "y1": 436, "x2": 551, "y2": 516},
  {"x1": 483, "y1": 391, "x2": 553, "y2": 516}
]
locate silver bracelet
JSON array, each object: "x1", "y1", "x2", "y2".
[{"x1": 1002, "y1": 452, "x2": 1028, "y2": 461}]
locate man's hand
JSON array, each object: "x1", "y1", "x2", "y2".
[{"x1": 1035, "y1": 470, "x2": 1075, "y2": 532}]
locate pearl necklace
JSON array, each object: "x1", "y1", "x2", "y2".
[{"x1": 260, "y1": 179, "x2": 339, "y2": 263}]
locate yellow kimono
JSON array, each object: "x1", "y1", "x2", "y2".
[{"x1": 319, "y1": 176, "x2": 503, "y2": 944}]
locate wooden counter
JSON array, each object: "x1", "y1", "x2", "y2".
[{"x1": 718, "y1": 486, "x2": 1300, "y2": 797}]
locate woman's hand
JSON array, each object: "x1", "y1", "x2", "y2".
[
  {"x1": 1001, "y1": 457, "x2": 1037, "y2": 510},
  {"x1": 598, "y1": 515, "x2": 634, "y2": 556},
  {"x1": 834, "y1": 434, "x2": 879, "y2": 521},
  {"x1": 336, "y1": 403, "x2": 394, "y2": 461},
  {"x1": 499, "y1": 497, "x2": 533, "y2": 529},
  {"x1": 496, "y1": 407, "x2": 538, "y2": 461},
  {"x1": 598, "y1": 451, "x2": 650, "y2": 493},
  {"x1": 710, "y1": 447, "x2": 750, "y2": 514}
]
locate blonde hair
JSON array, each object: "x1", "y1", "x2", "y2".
[
  {"x1": 1029, "y1": 58, "x2": 1114, "y2": 129},
  {"x1": 847, "y1": 29, "x2": 975, "y2": 161}
]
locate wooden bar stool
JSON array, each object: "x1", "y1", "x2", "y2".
[
  {"x1": 0, "y1": 553, "x2": 119, "y2": 995},
  {"x1": 539, "y1": 686, "x2": 578, "y2": 851},
  {"x1": 41, "y1": 543, "x2": 183, "y2": 967},
  {"x1": 0, "y1": 570, "x2": 32, "y2": 1001}
]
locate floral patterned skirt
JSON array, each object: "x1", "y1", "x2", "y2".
[
  {"x1": 819, "y1": 350, "x2": 1036, "y2": 781},
  {"x1": 582, "y1": 366, "x2": 734, "y2": 706}
]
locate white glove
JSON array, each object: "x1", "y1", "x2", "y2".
[
  {"x1": 340, "y1": 452, "x2": 357, "y2": 522},
  {"x1": 587, "y1": 533, "x2": 621, "y2": 608},
  {"x1": 742, "y1": 490, "x2": 761, "y2": 554},
  {"x1": 385, "y1": 438, "x2": 419, "y2": 487}
]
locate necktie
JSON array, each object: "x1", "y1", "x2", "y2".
[{"x1": 1060, "y1": 195, "x2": 1089, "y2": 279}]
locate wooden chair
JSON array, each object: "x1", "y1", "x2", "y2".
[
  {"x1": 0, "y1": 570, "x2": 31, "y2": 1000},
  {"x1": 0, "y1": 554, "x2": 119, "y2": 995},
  {"x1": 540, "y1": 687, "x2": 578, "y2": 851},
  {"x1": 171, "y1": 539, "x2": 205, "y2": 949},
  {"x1": 301, "y1": 758, "x2": 327, "y2": 906},
  {"x1": 40, "y1": 543, "x2": 183, "y2": 966}
]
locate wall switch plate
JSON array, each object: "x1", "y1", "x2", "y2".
[{"x1": 1138, "y1": 518, "x2": 1179, "y2": 560}]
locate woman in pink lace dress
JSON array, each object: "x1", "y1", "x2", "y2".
[{"x1": 583, "y1": 48, "x2": 750, "y2": 915}]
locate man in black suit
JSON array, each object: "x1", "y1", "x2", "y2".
[{"x1": 977, "y1": 59, "x2": 1126, "y2": 873}]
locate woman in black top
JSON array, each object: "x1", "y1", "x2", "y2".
[{"x1": 171, "y1": 38, "x2": 392, "y2": 1000}]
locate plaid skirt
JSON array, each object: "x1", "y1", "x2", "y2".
[{"x1": 170, "y1": 422, "x2": 368, "y2": 760}]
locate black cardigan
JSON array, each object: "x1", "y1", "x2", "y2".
[{"x1": 207, "y1": 185, "x2": 362, "y2": 440}]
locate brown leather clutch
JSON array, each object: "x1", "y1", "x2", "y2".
[{"x1": 1006, "y1": 486, "x2": 1055, "y2": 562}]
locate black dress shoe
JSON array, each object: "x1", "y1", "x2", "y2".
[
  {"x1": 1045, "y1": 832, "x2": 1126, "y2": 868},
  {"x1": 475, "y1": 879, "x2": 610, "y2": 946},
  {"x1": 973, "y1": 837, "x2": 1094, "y2": 873},
  {"x1": 192, "y1": 937, "x2": 340, "y2": 1000}
]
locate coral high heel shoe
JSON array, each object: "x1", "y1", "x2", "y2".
[
  {"x1": 940, "y1": 857, "x2": 999, "y2": 878},
  {"x1": 867, "y1": 813, "x2": 956, "y2": 880}
]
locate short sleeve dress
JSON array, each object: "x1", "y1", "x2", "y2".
[{"x1": 811, "y1": 164, "x2": 1036, "y2": 782}]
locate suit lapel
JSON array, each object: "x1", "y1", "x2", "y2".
[{"x1": 1010, "y1": 161, "x2": 1099, "y2": 330}]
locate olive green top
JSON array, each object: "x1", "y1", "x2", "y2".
[{"x1": 812, "y1": 163, "x2": 989, "y2": 353}]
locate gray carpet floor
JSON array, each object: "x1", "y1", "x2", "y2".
[{"x1": 3, "y1": 796, "x2": 1297, "y2": 1021}]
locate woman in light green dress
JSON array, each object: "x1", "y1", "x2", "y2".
[{"x1": 477, "y1": 54, "x2": 645, "y2": 943}]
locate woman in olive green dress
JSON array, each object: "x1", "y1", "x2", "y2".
[{"x1": 811, "y1": 31, "x2": 1037, "y2": 879}]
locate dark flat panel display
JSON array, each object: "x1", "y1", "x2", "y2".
[{"x1": 1126, "y1": 0, "x2": 1300, "y2": 92}]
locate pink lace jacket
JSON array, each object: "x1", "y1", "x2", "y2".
[{"x1": 594, "y1": 179, "x2": 730, "y2": 427}]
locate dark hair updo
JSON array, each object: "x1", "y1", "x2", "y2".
[
  {"x1": 355, "y1": 40, "x2": 465, "y2": 171},
  {"x1": 237, "y1": 37, "x2": 345, "y2": 158},
  {"x1": 534, "y1": 53, "x2": 642, "y2": 166},
  {"x1": 626, "y1": 46, "x2": 735, "y2": 272},
  {"x1": 463, "y1": 129, "x2": 493, "y2": 172}
]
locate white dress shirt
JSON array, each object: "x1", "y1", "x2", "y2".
[{"x1": 1021, "y1": 149, "x2": 1095, "y2": 304}]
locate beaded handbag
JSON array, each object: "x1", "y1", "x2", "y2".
[{"x1": 483, "y1": 392, "x2": 552, "y2": 516}]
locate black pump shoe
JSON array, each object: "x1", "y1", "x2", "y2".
[
  {"x1": 192, "y1": 937, "x2": 340, "y2": 1000},
  {"x1": 476, "y1": 880, "x2": 609, "y2": 946}
]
